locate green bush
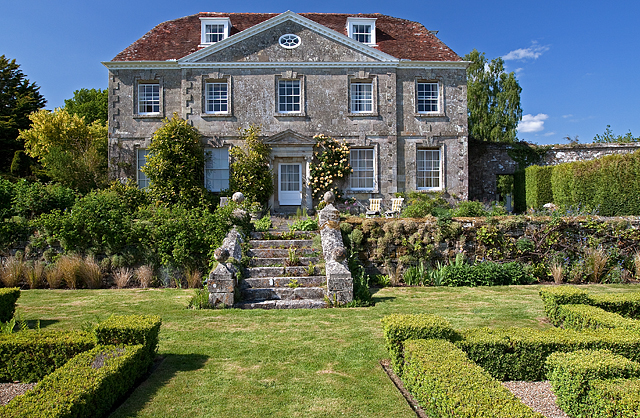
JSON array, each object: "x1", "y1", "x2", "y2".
[
  {"x1": 0, "y1": 288, "x2": 20, "y2": 323},
  {"x1": 380, "y1": 313, "x2": 458, "y2": 375},
  {"x1": 525, "y1": 165, "x2": 554, "y2": 209},
  {"x1": 539, "y1": 286, "x2": 591, "y2": 326},
  {"x1": 11, "y1": 180, "x2": 77, "y2": 219},
  {"x1": 451, "y1": 200, "x2": 487, "y2": 217},
  {"x1": 1, "y1": 344, "x2": 146, "y2": 418},
  {"x1": 587, "y1": 378, "x2": 640, "y2": 417},
  {"x1": 94, "y1": 314, "x2": 161, "y2": 368},
  {"x1": 547, "y1": 349, "x2": 640, "y2": 417},
  {"x1": 440, "y1": 261, "x2": 531, "y2": 287},
  {"x1": 457, "y1": 327, "x2": 640, "y2": 381},
  {"x1": 0, "y1": 330, "x2": 95, "y2": 383},
  {"x1": 590, "y1": 292, "x2": 640, "y2": 319},
  {"x1": 289, "y1": 218, "x2": 318, "y2": 232},
  {"x1": 229, "y1": 126, "x2": 273, "y2": 206},
  {"x1": 401, "y1": 191, "x2": 449, "y2": 218},
  {"x1": 557, "y1": 304, "x2": 640, "y2": 332},
  {"x1": 402, "y1": 339, "x2": 543, "y2": 418}
]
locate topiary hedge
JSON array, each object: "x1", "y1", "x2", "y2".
[
  {"x1": 587, "y1": 378, "x2": 640, "y2": 417},
  {"x1": 0, "y1": 288, "x2": 20, "y2": 323},
  {"x1": 525, "y1": 165, "x2": 554, "y2": 209},
  {"x1": 589, "y1": 292, "x2": 640, "y2": 319},
  {"x1": 94, "y1": 314, "x2": 161, "y2": 368},
  {"x1": 539, "y1": 286, "x2": 591, "y2": 326},
  {"x1": 557, "y1": 304, "x2": 640, "y2": 332},
  {"x1": 403, "y1": 339, "x2": 543, "y2": 418}
]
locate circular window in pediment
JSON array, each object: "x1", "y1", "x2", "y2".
[{"x1": 279, "y1": 34, "x2": 301, "y2": 49}]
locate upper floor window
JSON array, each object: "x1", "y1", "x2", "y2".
[
  {"x1": 204, "y1": 148, "x2": 229, "y2": 192},
  {"x1": 417, "y1": 149, "x2": 441, "y2": 190},
  {"x1": 200, "y1": 17, "x2": 231, "y2": 45},
  {"x1": 350, "y1": 82, "x2": 373, "y2": 113},
  {"x1": 347, "y1": 18, "x2": 377, "y2": 45},
  {"x1": 138, "y1": 83, "x2": 160, "y2": 115},
  {"x1": 205, "y1": 82, "x2": 228, "y2": 114},
  {"x1": 278, "y1": 79, "x2": 301, "y2": 113},
  {"x1": 417, "y1": 82, "x2": 439, "y2": 113}
]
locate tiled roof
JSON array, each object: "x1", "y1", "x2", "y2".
[{"x1": 112, "y1": 13, "x2": 462, "y2": 62}]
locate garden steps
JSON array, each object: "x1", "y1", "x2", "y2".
[
  {"x1": 248, "y1": 256, "x2": 320, "y2": 267},
  {"x1": 249, "y1": 239, "x2": 314, "y2": 249},
  {"x1": 241, "y1": 276, "x2": 326, "y2": 288},
  {"x1": 248, "y1": 247, "x2": 318, "y2": 258}
]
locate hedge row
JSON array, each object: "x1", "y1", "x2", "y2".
[
  {"x1": 1, "y1": 344, "x2": 146, "y2": 418},
  {"x1": 0, "y1": 330, "x2": 95, "y2": 383},
  {"x1": 95, "y1": 314, "x2": 161, "y2": 369},
  {"x1": 402, "y1": 339, "x2": 543, "y2": 418},
  {"x1": 0, "y1": 288, "x2": 20, "y2": 323},
  {"x1": 524, "y1": 165, "x2": 554, "y2": 210},
  {"x1": 590, "y1": 292, "x2": 640, "y2": 319},
  {"x1": 547, "y1": 349, "x2": 640, "y2": 417},
  {"x1": 557, "y1": 304, "x2": 640, "y2": 332}
]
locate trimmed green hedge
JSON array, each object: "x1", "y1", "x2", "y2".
[
  {"x1": 589, "y1": 292, "x2": 640, "y2": 319},
  {"x1": 588, "y1": 378, "x2": 640, "y2": 417},
  {"x1": 456, "y1": 326, "x2": 640, "y2": 381},
  {"x1": 403, "y1": 339, "x2": 543, "y2": 418},
  {"x1": 547, "y1": 349, "x2": 640, "y2": 417},
  {"x1": 94, "y1": 314, "x2": 161, "y2": 368},
  {"x1": 0, "y1": 330, "x2": 95, "y2": 383},
  {"x1": 1, "y1": 344, "x2": 146, "y2": 418},
  {"x1": 539, "y1": 286, "x2": 591, "y2": 326},
  {"x1": 0, "y1": 288, "x2": 20, "y2": 323},
  {"x1": 557, "y1": 304, "x2": 640, "y2": 332},
  {"x1": 525, "y1": 165, "x2": 554, "y2": 210},
  {"x1": 380, "y1": 314, "x2": 457, "y2": 375}
]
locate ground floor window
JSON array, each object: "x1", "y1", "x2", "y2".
[
  {"x1": 350, "y1": 148, "x2": 375, "y2": 190},
  {"x1": 204, "y1": 148, "x2": 229, "y2": 192},
  {"x1": 417, "y1": 149, "x2": 441, "y2": 190},
  {"x1": 137, "y1": 149, "x2": 150, "y2": 189}
]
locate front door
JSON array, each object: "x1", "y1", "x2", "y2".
[{"x1": 278, "y1": 163, "x2": 302, "y2": 206}]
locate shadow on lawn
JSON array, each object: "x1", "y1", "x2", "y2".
[
  {"x1": 370, "y1": 288, "x2": 396, "y2": 303},
  {"x1": 25, "y1": 319, "x2": 59, "y2": 329},
  {"x1": 109, "y1": 353, "x2": 209, "y2": 417}
]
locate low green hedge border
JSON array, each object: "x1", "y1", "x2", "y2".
[
  {"x1": 380, "y1": 313, "x2": 458, "y2": 375},
  {"x1": 539, "y1": 286, "x2": 591, "y2": 326},
  {"x1": 589, "y1": 292, "x2": 640, "y2": 319},
  {"x1": 0, "y1": 288, "x2": 20, "y2": 323},
  {"x1": 94, "y1": 314, "x2": 161, "y2": 369},
  {"x1": 547, "y1": 349, "x2": 640, "y2": 418},
  {"x1": 1, "y1": 344, "x2": 146, "y2": 418},
  {"x1": 0, "y1": 330, "x2": 95, "y2": 383},
  {"x1": 557, "y1": 304, "x2": 640, "y2": 332},
  {"x1": 403, "y1": 339, "x2": 543, "y2": 418},
  {"x1": 588, "y1": 378, "x2": 640, "y2": 417}
]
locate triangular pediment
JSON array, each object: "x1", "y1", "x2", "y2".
[
  {"x1": 264, "y1": 130, "x2": 316, "y2": 145},
  {"x1": 180, "y1": 11, "x2": 398, "y2": 64}
]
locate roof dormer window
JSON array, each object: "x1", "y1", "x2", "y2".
[
  {"x1": 347, "y1": 17, "x2": 376, "y2": 45},
  {"x1": 200, "y1": 17, "x2": 231, "y2": 45}
]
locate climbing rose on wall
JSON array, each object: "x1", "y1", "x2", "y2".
[{"x1": 309, "y1": 134, "x2": 352, "y2": 200}]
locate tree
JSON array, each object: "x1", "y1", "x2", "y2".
[
  {"x1": 18, "y1": 108, "x2": 108, "y2": 193},
  {"x1": 593, "y1": 125, "x2": 639, "y2": 143},
  {"x1": 229, "y1": 126, "x2": 273, "y2": 206},
  {"x1": 64, "y1": 88, "x2": 108, "y2": 125},
  {"x1": 0, "y1": 55, "x2": 47, "y2": 172},
  {"x1": 464, "y1": 49, "x2": 522, "y2": 143},
  {"x1": 141, "y1": 114, "x2": 206, "y2": 207}
]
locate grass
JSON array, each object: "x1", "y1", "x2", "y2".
[{"x1": 13, "y1": 284, "x2": 640, "y2": 417}]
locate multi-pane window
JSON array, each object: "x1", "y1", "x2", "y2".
[
  {"x1": 205, "y1": 83, "x2": 228, "y2": 114},
  {"x1": 417, "y1": 82, "x2": 439, "y2": 113},
  {"x1": 204, "y1": 148, "x2": 229, "y2": 192},
  {"x1": 137, "y1": 149, "x2": 150, "y2": 189},
  {"x1": 417, "y1": 149, "x2": 441, "y2": 190},
  {"x1": 350, "y1": 83, "x2": 373, "y2": 113},
  {"x1": 347, "y1": 18, "x2": 376, "y2": 45},
  {"x1": 280, "y1": 164, "x2": 300, "y2": 192},
  {"x1": 350, "y1": 149, "x2": 375, "y2": 190},
  {"x1": 278, "y1": 79, "x2": 301, "y2": 113},
  {"x1": 138, "y1": 84, "x2": 159, "y2": 114},
  {"x1": 205, "y1": 24, "x2": 225, "y2": 43},
  {"x1": 351, "y1": 24, "x2": 372, "y2": 43}
]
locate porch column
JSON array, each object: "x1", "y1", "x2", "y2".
[{"x1": 304, "y1": 155, "x2": 313, "y2": 211}]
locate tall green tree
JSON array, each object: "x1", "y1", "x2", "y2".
[
  {"x1": 64, "y1": 88, "x2": 108, "y2": 125},
  {"x1": 229, "y1": 126, "x2": 273, "y2": 206},
  {"x1": 465, "y1": 49, "x2": 522, "y2": 143},
  {"x1": 142, "y1": 114, "x2": 206, "y2": 207},
  {"x1": 0, "y1": 55, "x2": 46, "y2": 172}
]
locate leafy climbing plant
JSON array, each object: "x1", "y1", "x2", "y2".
[{"x1": 309, "y1": 134, "x2": 351, "y2": 200}]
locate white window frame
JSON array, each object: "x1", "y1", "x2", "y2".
[
  {"x1": 347, "y1": 17, "x2": 377, "y2": 45},
  {"x1": 137, "y1": 83, "x2": 160, "y2": 115},
  {"x1": 416, "y1": 149, "x2": 442, "y2": 191},
  {"x1": 204, "y1": 148, "x2": 229, "y2": 192},
  {"x1": 278, "y1": 79, "x2": 301, "y2": 114},
  {"x1": 417, "y1": 82, "x2": 439, "y2": 114},
  {"x1": 350, "y1": 82, "x2": 373, "y2": 114},
  {"x1": 137, "y1": 148, "x2": 150, "y2": 189},
  {"x1": 200, "y1": 17, "x2": 231, "y2": 45},
  {"x1": 349, "y1": 148, "x2": 376, "y2": 191},
  {"x1": 205, "y1": 82, "x2": 229, "y2": 114}
]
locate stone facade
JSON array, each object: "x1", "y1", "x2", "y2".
[{"x1": 104, "y1": 12, "x2": 469, "y2": 210}]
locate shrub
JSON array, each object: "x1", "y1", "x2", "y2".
[
  {"x1": 525, "y1": 165, "x2": 554, "y2": 209},
  {"x1": 229, "y1": 125, "x2": 273, "y2": 206},
  {"x1": 538, "y1": 286, "x2": 591, "y2": 326},
  {"x1": 557, "y1": 304, "x2": 640, "y2": 332},
  {"x1": 403, "y1": 339, "x2": 543, "y2": 418},
  {"x1": 185, "y1": 268, "x2": 203, "y2": 289},
  {"x1": 253, "y1": 214, "x2": 272, "y2": 232},
  {"x1": 589, "y1": 292, "x2": 640, "y2": 319},
  {"x1": 440, "y1": 261, "x2": 531, "y2": 287},
  {"x1": 94, "y1": 314, "x2": 161, "y2": 368},
  {"x1": 587, "y1": 378, "x2": 640, "y2": 417},
  {"x1": 135, "y1": 265, "x2": 154, "y2": 288},
  {"x1": 451, "y1": 200, "x2": 487, "y2": 217},
  {"x1": 0, "y1": 256, "x2": 25, "y2": 288},
  {"x1": 1, "y1": 344, "x2": 146, "y2": 418},
  {"x1": 113, "y1": 267, "x2": 132, "y2": 289},
  {"x1": 0, "y1": 288, "x2": 20, "y2": 323},
  {"x1": 289, "y1": 218, "x2": 318, "y2": 232},
  {"x1": 10, "y1": 180, "x2": 77, "y2": 219},
  {"x1": 24, "y1": 261, "x2": 45, "y2": 289},
  {"x1": 0, "y1": 330, "x2": 95, "y2": 382},
  {"x1": 308, "y1": 134, "x2": 351, "y2": 200},
  {"x1": 56, "y1": 254, "x2": 83, "y2": 289},
  {"x1": 44, "y1": 263, "x2": 64, "y2": 289},
  {"x1": 401, "y1": 191, "x2": 449, "y2": 218},
  {"x1": 79, "y1": 256, "x2": 102, "y2": 289}
]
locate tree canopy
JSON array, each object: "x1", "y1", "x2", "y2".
[
  {"x1": 64, "y1": 88, "x2": 108, "y2": 125},
  {"x1": 464, "y1": 49, "x2": 522, "y2": 143},
  {"x1": 0, "y1": 55, "x2": 46, "y2": 172},
  {"x1": 593, "y1": 125, "x2": 639, "y2": 143}
]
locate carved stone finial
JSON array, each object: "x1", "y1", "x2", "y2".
[
  {"x1": 333, "y1": 247, "x2": 347, "y2": 262},
  {"x1": 232, "y1": 192, "x2": 245, "y2": 203},
  {"x1": 214, "y1": 248, "x2": 230, "y2": 263},
  {"x1": 323, "y1": 191, "x2": 335, "y2": 204}
]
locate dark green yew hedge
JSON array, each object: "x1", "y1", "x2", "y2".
[{"x1": 0, "y1": 288, "x2": 20, "y2": 323}]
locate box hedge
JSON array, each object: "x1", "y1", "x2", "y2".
[
  {"x1": 94, "y1": 314, "x2": 161, "y2": 368},
  {"x1": 557, "y1": 304, "x2": 640, "y2": 332},
  {"x1": 547, "y1": 349, "x2": 640, "y2": 417},
  {"x1": 380, "y1": 313, "x2": 458, "y2": 375},
  {"x1": 402, "y1": 339, "x2": 543, "y2": 418},
  {"x1": 0, "y1": 288, "x2": 20, "y2": 323},
  {"x1": 525, "y1": 165, "x2": 554, "y2": 210},
  {"x1": 539, "y1": 286, "x2": 591, "y2": 326},
  {"x1": 587, "y1": 378, "x2": 640, "y2": 417},
  {"x1": 0, "y1": 344, "x2": 146, "y2": 418},
  {"x1": 589, "y1": 292, "x2": 640, "y2": 319},
  {"x1": 0, "y1": 330, "x2": 95, "y2": 383}
]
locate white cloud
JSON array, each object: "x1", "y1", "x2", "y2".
[
  {"x1": 503, "y1": 42, "x2": 550, "y2": 61},
  {"x1": 562, "y1": 114, "x2": 573, "y2": 118},
  {"x1": 543, "y1": 131, "x2": 556, "y2": 137},
  {"x1": 518, "y1": 114, "x2": 548, "y2": 133}
]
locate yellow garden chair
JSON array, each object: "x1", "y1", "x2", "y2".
[
  {"x1": 366, "y1": 199, "x2": 382, "y2": 218},
  {"x1": 385, "y1": 198, "x2": 404, "y2": 218}
]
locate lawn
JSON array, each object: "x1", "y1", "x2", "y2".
[{"x1": 14, "y1": 284, "x2": 640, "y2": 417}]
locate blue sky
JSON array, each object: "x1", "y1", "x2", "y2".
[{"x1": 2, "y1": 0, "x2": 638, "y2": 145}]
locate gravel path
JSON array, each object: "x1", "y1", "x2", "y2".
[
  {"x1": 503, "y1": 381, "x2": 570, "y2": 418},
  {"x1": 0, "y1": 383, "x2": 36, "y2": 405}
]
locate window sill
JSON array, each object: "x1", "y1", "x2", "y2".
[
  {"x1": 274, "y1": 113, "x2": 307, "y2": 118},
  {"x1": 347, "y1": 112, "x2": 378, "y2": 118},
  {"x1": 202, "y1": 113, "x2": 233, "y2": 119},
  {"x1": 134, "y1": 114, "x2": 163, "y2": 119},
  {"x1": 415, "y1": 112, "x2": 446, "y2": 118}
]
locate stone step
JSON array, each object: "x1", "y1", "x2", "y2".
[
  {"x1": 241, "y1": 286, "x2": 326, "y2": 301},
  {"x1": 248, "y1": 248, "x2": 319, "y2": 258},
  {"x1": 234, "y1": 299, "x2": 327, "y2": 310},
  {"x1": 250, "y1": 230, "x2": 316, "y2": 240},
  {"x1": 241, "y1": 276, "x2": 326, "y2": 289},
  {"x1": 245, "y1": 266, "x2": 321, "y2": 278},
  {"x1": 249, "y1": 239, "x2": 314, "y2": 249},
  {"x1": 249, "y1": 257, "x2": 320, "y2": 267}
]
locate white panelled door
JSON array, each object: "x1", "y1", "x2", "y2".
[{"x1": 278, "y1": 163, "x2": 302, "y2": 206}]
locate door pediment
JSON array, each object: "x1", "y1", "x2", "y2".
[{"x1": 264, "y1": 130, "x2": 316, "y2": 146}]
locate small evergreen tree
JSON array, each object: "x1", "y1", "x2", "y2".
[{"x1": 229, "y1": 126, "x2": 273, "y2": 206}]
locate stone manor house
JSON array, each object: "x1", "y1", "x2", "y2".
[{"x1": 103, "y1": 11, "x2": 469, "y2": 211}]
